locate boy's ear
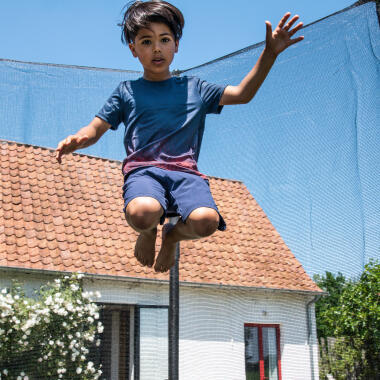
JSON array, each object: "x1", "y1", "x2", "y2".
[
  {"x1": 175, "y1": 40, "x2": 179, "y2": 53},
  {"x1": 129, "y1": 43, "x2": 138, "y2": 58}
]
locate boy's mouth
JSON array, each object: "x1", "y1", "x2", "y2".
[{"x1": 152, "y1": 58, "x2": 164, "y2": 64}]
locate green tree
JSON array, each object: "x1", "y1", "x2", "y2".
[
  {"x1": 332, "y1": 260, "x2": 380, "y2": 379},
  {"x1": 314, "y1": 261, "x2": 380, "y2": 380},
  {"x1": 314, "y1": 271, "x2": 347, "y2": 340},
  {"x1": 314, "y1": 271, "x2": 348, "y2": 378}
]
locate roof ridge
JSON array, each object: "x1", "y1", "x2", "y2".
[
  {"x1": 0, "y1": 138, "x2": 123, "y2": 165},
  {"x1": 0, "y1": 138, "x2": 243, "y2": 182}
]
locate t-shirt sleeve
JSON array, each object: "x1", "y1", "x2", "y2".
[
  {"x1": 95, "y1": 82, "x2": 125, "y2": 130},
  {"x1": 198, "y1": 79, "x2": 226, "y2": 114}
]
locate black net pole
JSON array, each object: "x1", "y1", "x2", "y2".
[{"x1": 169, "y1": 217, "x2": 180, "y2": 380}]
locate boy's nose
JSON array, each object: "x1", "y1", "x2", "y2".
[{"x1": 153, "y1": 43, "x2": 161, "y2": 52}]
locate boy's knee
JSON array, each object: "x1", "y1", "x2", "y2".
[
  {"x1": 188, "y1": 208, "x2": 219, "y2": 238},
  {"x1": 125, "y1": 197, "x2": 163, "y2": 231}
]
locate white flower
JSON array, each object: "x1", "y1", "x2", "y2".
[
  {"x1": 76, "y1": 367, "x2": 82, "y2": 374},
  {"x1": 22, "y1": 317, "x2": 37, "y2": 332},
  {"x1": 95, "y1": 291, "x2": 101, "y2": 298},
  {"x1": 45, "y1": 295, "x2": 53, "y2": 305}
]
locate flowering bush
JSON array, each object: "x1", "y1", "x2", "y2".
[{"x1": 0, "y1": 273, "x2": 103, "y2": 380}]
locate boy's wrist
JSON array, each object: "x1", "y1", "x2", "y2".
[{"x1": 263, "y1": 47, "x2": 278, "y2": 61}]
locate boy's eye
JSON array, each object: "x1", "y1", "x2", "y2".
[
  {"x1": 161, "y1": 37, "x2": 170, "y2": 43},
  {"x1": 141, "y1": 40, "x2": 151, "y2": 45}
]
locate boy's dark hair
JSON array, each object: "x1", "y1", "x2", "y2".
[{"x1": 120, "y1": 1, "x2": 184, "y2": 44}]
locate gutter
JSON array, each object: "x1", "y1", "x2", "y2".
[
  {"x1": 306, "y1": 294, "x2": 323, "y2": 380},
  {"x1": 0, "y1": 265, "x2": 324, "y2": 297},
  {"x1": 306, "y1": 295, "x2": 322, "y2": 342}
]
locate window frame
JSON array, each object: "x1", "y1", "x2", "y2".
[
  {"x1": 244, "y1": 323, "x2": 282, "y2": 380},
  {"x1": 92, "y1": 303, "x2": 169, "y2": 380},
  {"x1": 91, "y1": 303, "x2": 132, "y2": 380},
  {"x1": 134, "y1": 305, "x2": 169, "y2": 380}
]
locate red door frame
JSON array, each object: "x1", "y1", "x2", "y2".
[{"x1": 244, "y1": 323, "x2": 282, "y2": 380}]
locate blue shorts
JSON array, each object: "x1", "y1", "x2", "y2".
[{"x1": 122, "y1": 167, "x2": 226, "y2": 231}]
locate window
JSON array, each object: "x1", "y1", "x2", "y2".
[
  {"x1": 88, "y1": 304, "x2": 131, "y2": 380},
  {"x1": 244, "y1": 324, "x2": 282, "y2": 380},
  {"x1": 135, "y1": 306, "x2": 169, "y2": 380},
  {"x1": 88, "y1": 304, "x2": 168, "y2": 380}
]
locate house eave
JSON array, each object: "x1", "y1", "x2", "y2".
[{"x1": 0, "y1": 265, "x2": 325, "y2": 297}]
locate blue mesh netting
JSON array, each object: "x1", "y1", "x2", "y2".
[{"x1": 0, "y1": 2, "x2": 379, "y2": 277}]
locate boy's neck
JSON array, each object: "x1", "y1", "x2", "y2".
[{"x1": 143, "y1": 70, "x2": 172, "y2": 82}]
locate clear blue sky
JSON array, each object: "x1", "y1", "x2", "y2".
[{"x1": 0, "y1": 0, "x2": 356, "y2": 71}]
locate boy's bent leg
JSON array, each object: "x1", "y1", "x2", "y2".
[
  {"x1": 154, "y1": 207, "x2": 219, "y2": 272},
  {"x1": 125, "y1": 197, "x2": 164, "y2": 267}
]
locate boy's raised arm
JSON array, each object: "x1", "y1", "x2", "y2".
[
  {"x1": 220, "y1": 12, "x2": 304, "y2": 106},
  {"x1": 55, "y1": 117, "x2": 111, "y2": 163}
]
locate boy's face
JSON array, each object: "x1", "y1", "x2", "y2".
[{"x1": 129, "y1": 22, "x2": 179, "y2": 81}]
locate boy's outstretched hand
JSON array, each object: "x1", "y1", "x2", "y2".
[
  {"x1": 55, "y1": 135, "x2": 89, "y2": 163},
  {"x1": 265, "y1": 13, "x2": 304, "y2": 57}
]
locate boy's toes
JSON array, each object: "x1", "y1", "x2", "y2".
[{"x1": 154, "y1": 260, "x2": 170, "y2": 273}]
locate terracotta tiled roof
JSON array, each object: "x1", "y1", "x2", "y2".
[{"x1": 0, "y1": 140, "x2": 321, "y2": 293}]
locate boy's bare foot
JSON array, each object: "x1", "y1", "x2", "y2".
[
  {"x1": 154, "y1": 223, "x2": 177, "y2": 273},
  {"x1": 134, "y1": 228, "x2": 157, "y2": 267}
]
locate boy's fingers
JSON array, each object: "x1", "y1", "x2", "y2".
[
  {"x1": 289, "y1": 22, "x2": 304, "y2": 36},
  {"x1": 265, "y1": 21, "x2": 272, "y2": 38},
  {"x1": 289, "y1": 36, "x2": 304, "y2": 46},
  {"x1": 55, "y1": 134, "x2": 89, "y2": 163},
  {"x1": 284, "y1": 15, "x2": 299, "y2": 31},
  {"x1": 277, "y1": 12, "x2": 291, "y2": 29},
  {"x1": 56, "y1": 149, "x2": 63, "y2": 163}
]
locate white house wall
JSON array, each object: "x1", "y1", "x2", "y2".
[
  {"x1": 178, "y1": 287, "x2": 319, "y2": 380},
  {"x1": 0, "y1": 271, "x2": 319, "y2": 379}
]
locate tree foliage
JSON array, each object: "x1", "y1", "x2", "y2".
[{"x1": 314, "y1": 260, "x2": 380, "y2": 380}]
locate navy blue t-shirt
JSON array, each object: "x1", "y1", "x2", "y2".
[{"x1": 96, "y1": 76, "x2": 225, "y2": 178}]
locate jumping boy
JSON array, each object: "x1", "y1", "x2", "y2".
[{"x1": 55, "y1": 1, "x2": 304, "y2": 273}]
